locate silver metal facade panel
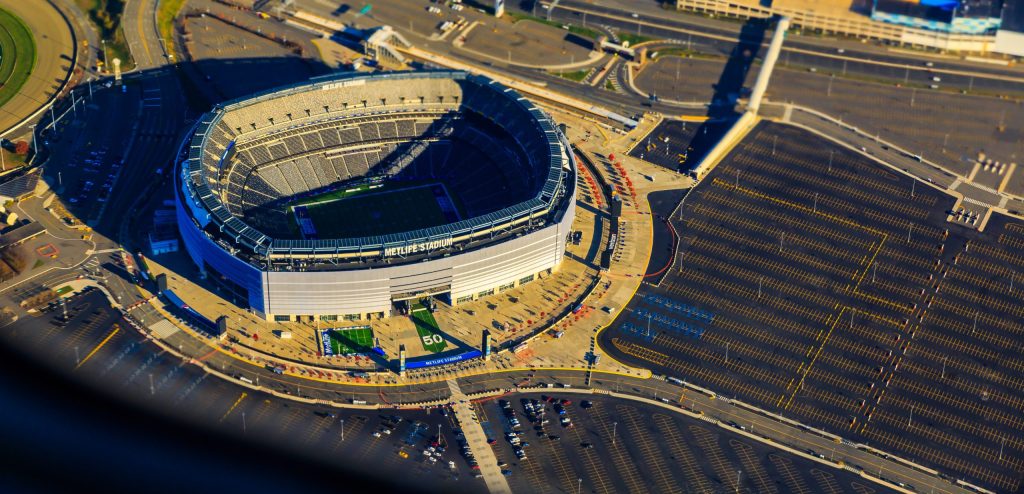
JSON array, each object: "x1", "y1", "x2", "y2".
[{"x1": 260, "y1": 205, "x2": 573, "y2": 316}]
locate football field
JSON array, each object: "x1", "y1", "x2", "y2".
[
  {"x1": 291, "y1": 183, "x2": 458, "y2": 238},
  {"x1": 411, "y1": 309, "x2": 447, "y2": 353},
  {"x1": 320, "y1": 326, "x2": 374, "y2": 357}
]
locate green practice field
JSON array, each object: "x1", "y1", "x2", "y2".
[
  {"x1": 411, "y1": 308, "x2": 447, "y2": 353},
  {"x1": 0, "y1": 8, "x2": 35, "y2": 108},
  {"x1": 321, "y1": 326, "x2": 374, "y2": 357},
  {"x1": 294, "y1": 183, "x2": 453, "y2": 238}
]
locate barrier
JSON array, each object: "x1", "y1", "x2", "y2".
[{"x1": 405, "y1": 350, "x2": 482, "y2": 369}]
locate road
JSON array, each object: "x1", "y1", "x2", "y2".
[
  {"x1": 0, "y1": 0, "x2": 75, "y2": 137},
  {"x1": 539, "y1": 0, "x2": 1024, "y2": 96},
  {"x1": 121, "y1": 0, "x2": 164, "y2": 70}
]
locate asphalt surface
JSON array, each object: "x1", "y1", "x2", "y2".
[
  {"x1": 601, "y1": 121, "x2": 1024, "y2": 492},
  {"x1": 0, "y1": 289, "x2": 480, "y2": 493},
  {"x1": 635, "y1": 54, "x2": 1024, "y2": 197},
  {"x1": 0, "y1": 0, "x2": 75, "y2": 137},
  {"x1": 480, "y1": 392, "x2": 898, "y2": 494},
  {"x1": 544, "y1": 0, "x2": 1024, "y2": 91}
]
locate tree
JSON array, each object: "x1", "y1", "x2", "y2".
[{"x1": 13, "y1": 141, "x2": 28, "y2": 155}]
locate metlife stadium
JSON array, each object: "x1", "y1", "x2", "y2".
[{"x1": 175, "y1": 71, "x2": 576, "y2": 321}]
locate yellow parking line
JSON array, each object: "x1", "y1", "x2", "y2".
[
  {"x1": 75, "y1": 325, "x2": 120, "y2": 370},
  {"x1": 219, "y1": 392, "x2": 248, "y2": 422}
]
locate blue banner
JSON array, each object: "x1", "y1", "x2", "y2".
[{"x1": 405, "y1": 350, "x2": 481, "y2": 369}]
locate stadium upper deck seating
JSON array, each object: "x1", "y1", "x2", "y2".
[{"x1": 203, "y1": 74, "x2": 556, "y2": 233}]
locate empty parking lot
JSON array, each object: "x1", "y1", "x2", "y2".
[{"x1": 604, "y1": 122, "x2": 1024, "y2": 492}]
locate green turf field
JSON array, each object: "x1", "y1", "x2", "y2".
[
  {"x1": 0, "y1": 8, "x2": 36, "y2": 108},
  {"x1": 322, "y1": 326, "x2": 374, "y2": 356},
  {"x1": 411, "y1": 308, "x2": 447, "y2": 353},
  {"x1": 296, "y1": 183, "x2": 451, "y2": 238}
]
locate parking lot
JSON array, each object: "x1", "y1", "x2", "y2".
[
  {"x1": 2, "y1": 288, "x2": 480, "y2": 492},
  {"x1": 182, "y1": 6, "x2": 328, "y2": 103},
  {"x1": 42, "y1": 85, "x2": 138, "y2": 226},
  {"x1": 629, "y1": 118, "x2": 732, "y2": 173},
  {"x1": 473, "y1": 392, "x2": 893, "y2": 493},
  {"x1": 634, "y1": 55, "x2": 1024, "y2": 195},
  {"x1": 604, "y1": 122, "x2": 1024, "y2": 492}
]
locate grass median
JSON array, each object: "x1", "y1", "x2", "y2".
[
  {"x1": 75, "y1": 0, "x2": 135, "y2": 70},
  {"x1": 157, "y1": 0, "x2": 186, "y2": 60}
]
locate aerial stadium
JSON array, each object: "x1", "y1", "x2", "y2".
[{"x1": 175, "y1": 70, "x2": 577, "y2": 322}]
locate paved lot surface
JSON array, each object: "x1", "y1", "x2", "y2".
[
  {"x1": 0, "y1": 289, "x2": 479, "y2": 492},
  {"x1": 2, "y1": 287, "x2": 904, "y2": 494},
  {"x1": 0, "y1": 0, "x2": 74, "y2": 136},
  {"x1": 635, "y1": 56, "x2": 1024, "y2": 195},
  {"x1": 544, "y1": 0, "x2": 1024, "y2": 92},
  {"x1": 458, "y1": 16, "x2": 595, "y2": 68},
  {"x1": 628, "y1": 118, "x2": 733, "y2": 172},
  {"x1": 602, "y1": 122, "x2": 1024, "y2": 492},
  {"x1": 478, "y1": 391, "x2": 896, "y2": 494},
  {"x1": 182, "y1": 11, "x2": 327, "y2": 103}
]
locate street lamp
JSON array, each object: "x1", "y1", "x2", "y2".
[{"x1": 29, "y1": 125, "x2": 37, "y2": 155}]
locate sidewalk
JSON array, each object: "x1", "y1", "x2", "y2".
[{"x1": 448, "y1": 379, "x2": 512, "y2": 494}]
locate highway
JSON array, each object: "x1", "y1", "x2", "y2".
[{"x1": 538, "y1": 0, "x2": 1024, "y2": 96}]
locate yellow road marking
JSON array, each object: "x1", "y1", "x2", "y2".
[
  {"x1": 75, "y1": 325, "x2": 120, "y2": 370},
  {"x1": 219, "y1": 392, "x2": 247, "y2": 422},
  {"x1": 137, "y1": 0, "x2": 152, "y2": 64}
]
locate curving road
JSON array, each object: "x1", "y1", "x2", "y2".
[{"x1": 0, "y1": 0, "x2": 75, "y2": 138}]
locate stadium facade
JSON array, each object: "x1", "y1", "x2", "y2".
[{"x1": 175, "y1": 71, "x2": 576, "y2": 321}]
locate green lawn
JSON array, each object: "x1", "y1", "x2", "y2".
[
  {"x1": 411, "y1": 309, "x2": 446, "y2": 353},
  {"x1": 323, "y1": 326, "x2": 374, "y2": 356},
  {"x1": 75, "y1": 0, "x2": 135, "y2": 71},
  {"x1": 0, "y1": 8, "x2": 36, "y2": 108},
  {"x1": 295, "y1": 183, "x2": 451, "y2": 238},
  {"x1": 157, "y1": 0, "x2": 186, "y2": 60},
  {"x1": 504, "y1": 11, "x2": 601, "y2": 40},
  {"x1": 617, "y1": 32, "x2": 657, "y2": 46},
  {"x1": 553, "y1": 69, "x2": 590, "y2": 82}
]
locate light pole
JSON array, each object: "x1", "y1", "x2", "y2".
[
  {"x1": 341, "y1": 418, "x2": 345, "y2": 442},
  {"x1": 612, "y1": 421, "x2": 617, "y2": 445},
  {"x1": 577, "y1": 478, "x2": 582, "y2": 494},
  {"x1": 101, "y1": 39, "x2": 108, "y2": 73}
]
